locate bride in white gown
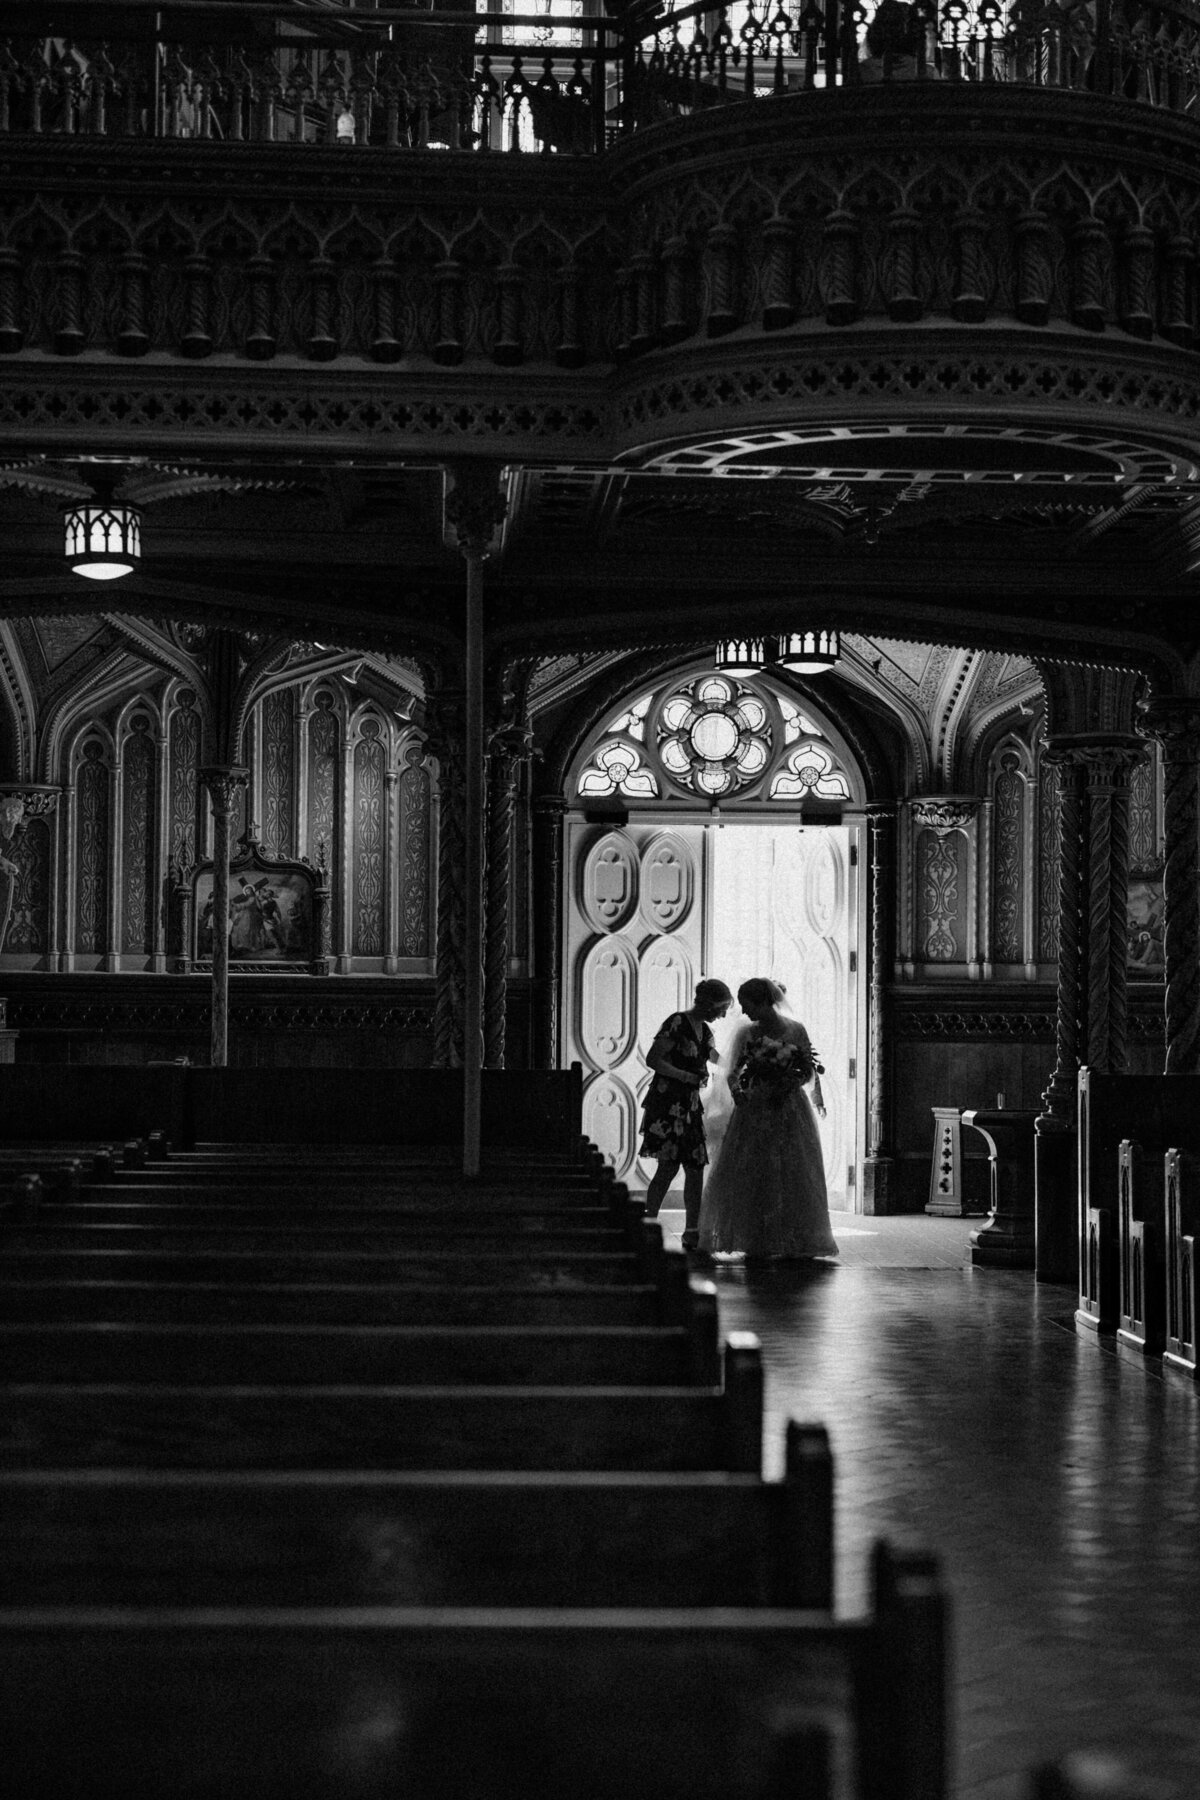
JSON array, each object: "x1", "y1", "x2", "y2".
[{"x1": 697, "y1": 977, "x2": 838, "y2": 1261}]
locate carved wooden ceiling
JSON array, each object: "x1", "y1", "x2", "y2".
[{"x1": 0, "y1": 450, "x2": 1193, "y2": 679}]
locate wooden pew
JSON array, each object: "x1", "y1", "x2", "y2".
[
  {"x1": 0, "y1": 1243, "x2": 655, "y2": 1287},
  {"x1": 0, "y1": 1316, "x2": 720, "y2": 1386},
  {"x1": 0, "y1": 1332, "x2": 766, "y2": 1472},
  {"x1": 0, "y1": 1539, "x2": 946, "y2": 1800},
  {"x1": 1114, "y1": 1141, "x2": 1165, "y2": 1358},
  {"x1": 1076, "y1": 1070, "x2": 1200, "y2": 1334},
  {"x1": 0, "y1": 1419, "x2": 833, "y2": 1610},
  {"x1": 0, "y1": 1139, "x2": 144, "y2": 1197},
  {"x1": 0, "y1": 1274, "x2": 671, "y2": 1326},
  {"x1": 1163, "y1": 1148, "x2": 1198, "y2": 1379}
]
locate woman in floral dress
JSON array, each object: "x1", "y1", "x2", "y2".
[{"x1": 640, "y1": 979, "x2": 733, "y2": 1249}]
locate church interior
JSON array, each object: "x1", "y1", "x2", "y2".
[{"x1": 1, "y1": 2, "x2": 1199, "y2": 1796}]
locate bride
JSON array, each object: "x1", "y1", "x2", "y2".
[{"x1": 697, "y1": 976, "x2": 838, "y2": 1262}]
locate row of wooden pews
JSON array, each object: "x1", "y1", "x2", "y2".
[
  {"x1": 1076, "y1": 1069, "x2": 1200, "y2": 1381},
  {"x1": 0, "y1": 1129, "x2": 951, "y2": 1798},
  {"x1": 0, "y1": 1114, "x2": 1154, "y2": 1798}
]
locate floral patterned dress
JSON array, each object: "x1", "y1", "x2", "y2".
[{"x1": 639, "y1": 1012, "x2": 715, "y2": 1167}]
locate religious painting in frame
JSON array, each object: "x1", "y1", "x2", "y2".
[{"x1": 184, "y1": 833, "x2": 329, "y2": 974}]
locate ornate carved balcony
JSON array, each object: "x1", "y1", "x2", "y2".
[{"x1": 2, "y1": 1, "x2": 1200, "y2": 468}]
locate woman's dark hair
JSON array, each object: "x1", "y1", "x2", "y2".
[
  {"x1": 737, "y1": 977, "x2": 785, "y2": 1009},
  {"x1": 694, "y1": 978, "x2": 733, "y2": 1006}
]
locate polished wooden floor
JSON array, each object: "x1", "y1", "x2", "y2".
[{"x1": 655, "y1": 1210, "x2": 1198, "y2": 1800}]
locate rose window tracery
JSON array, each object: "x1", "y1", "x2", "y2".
[
  {"x1": 656, "y1": 677, "x2": 771, "y2": 797},
  {"x1": 577, "y1": 739, "x2": 659, "y2": 799},
  {"x1": 574, "y1": 674, "x2": 853, "y2": 805},
  {"x1": 770, "y1": 741, "x2": 851, "y2": 801}
]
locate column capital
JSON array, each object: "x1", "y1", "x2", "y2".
[
  {"x1": 910, "y1": 794, "x2": 978, "y2": 833},
  {"x1": 1137, "y1": 695, "x2": 1200, "y2": 762},
  {"x1": 1042, "y1": 736, "x2": 1144, "y2": 791},
  {"x1": 443, "y1": 462, "x2": 507, "y2": 562},
  {"x1": 198, "y1": 765, "x2": 249, "y2": 814},
  {"x1": 0, "y1": 783, "x2": 60, "y2": 823}
]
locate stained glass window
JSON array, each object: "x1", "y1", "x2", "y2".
[
  {"x1": 578, "y1": 740, "x2": 658, "y2": 798},
  {"x1": 770, "y1": 741, "x2": 851, "y2": 801},
  {"x1": 575, "y1": 674, "x2": 852, "y2": 805},
  {"x1": 653, "y1": 674, "x2": 774, "y2": 799}
]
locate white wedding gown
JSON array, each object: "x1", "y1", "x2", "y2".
[{"x1": 698, "y1": 1018, "x2": 838, "y2": 1259}]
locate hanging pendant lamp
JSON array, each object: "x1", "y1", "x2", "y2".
[
  {"x1": 64, "y1": 468, "x2": 141, "y2": 582},
  {"x1": 776, "y1": 629, "x2": 840, "y2": 674}
]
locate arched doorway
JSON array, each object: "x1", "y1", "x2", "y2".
[{"x1": 562, "y1": 666, "x2": 868, "y2": 1209}]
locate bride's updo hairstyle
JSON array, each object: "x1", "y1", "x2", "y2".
[{"x1": 738, "y1": 977, "x2": 785, "y2": 1010}]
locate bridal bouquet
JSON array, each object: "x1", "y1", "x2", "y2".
[{"x1": 734, "y1": 1035, "x2": 824, "y2": 1106}]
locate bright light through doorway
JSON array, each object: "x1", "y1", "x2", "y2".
[{"x1": 707, "y1": 824, "x2": 856, "y2": 1209}]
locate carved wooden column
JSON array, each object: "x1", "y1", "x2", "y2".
[
  {"x1": 1038, "y1": 749, "x2": 1087, "y2": 1128},
  {"x1": 426, "y1": 688, "x2": 466, "y2": 1071},
  {"x1": 484, "y1": 707, "x2": 534, "y2": 1069},
  {"x1": 1138, "y1": 697, "x2": 1200, "y2": 1073},
  {"x1": 1035, "y1": 747, "x2": 1087, "y2": 1283},
  {"x1": 532, "y1": 792, "x2": 566, "y2": 1069},
  {"x1": 1080, "y1": 740, "x2": 1143, "y2": 1077},
  {"x1": 199, "y1": 766, "x2": 249, "y2": 1068},
  {"x1": 1035, "y1": 734, "x2": 1142, "y2": 1279},
  {"x1": 862, "y1": 804, "x2": 895, "y2": 1214},
  {"x1": 444, "y1": 464, "x2": 507, "y2": 1176}
]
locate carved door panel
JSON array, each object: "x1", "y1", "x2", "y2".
[
  {"x1": 565, "y1": 823, "x2": 706, "y2": 1183},
  {"x1": 565, "y1": 819, "x2": 857, "y2": 1203}
]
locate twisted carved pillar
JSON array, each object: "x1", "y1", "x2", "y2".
[
  {"x1": 426, "y1": 691, "x2": 466, "y2": 1071},
  {"x1": 862, "y1": 805, "x2": 895, "y2": 1215},
  {"x1": 1081, "y1": 743, "x2": 1142, "y2": 1075},
  {"x1": 1138, "y1": 698, "x2": 1200, "y2": 1074},
  {"x1": 532, "y1": 794, "x2": 566, "y2": 1069},
  {"x1": 199, "y1": 766, "x2": 249, "y2": 1069},
  {"x1": 443, "y1": 464, "x2": 507, "y2": 1176},
  {"x1": 484, "y1": 711, "x2": 533, "y2": 1070},
  {"x1": 1035, "y1": 735, "x2": 1141, "y2": 1280}
]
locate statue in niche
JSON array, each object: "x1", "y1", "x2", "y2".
[{"x1": 0, "y1": 794, "x2": 26, "y2": 954}]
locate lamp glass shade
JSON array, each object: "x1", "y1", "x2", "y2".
[
  {"x1": 714, "y1": 637, "x2": 765, "y2": 675},
  {"x1": 777, "y1": 629, "x2": 840, "y2": 673},
  {"x1": 64, "y1": 504, "x2": 141, "y2": 581}
]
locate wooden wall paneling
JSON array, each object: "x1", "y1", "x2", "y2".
[
  {"x1": 121, "y1": 712, "x2": 156, "y2": 966},
  {"x1": 74, "y1": 738, "x2": 110, "y2": 968},
  {"x1": 351, "y1": 713, "x2": 387, "y2": 964}
]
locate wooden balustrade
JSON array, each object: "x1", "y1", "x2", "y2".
[{"x1": 5, "y1": 0, "x2": 1200, "y2": 152}]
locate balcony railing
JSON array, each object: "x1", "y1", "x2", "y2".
[{"x1": 2, "y1": 0, "x2": 1199, "y2": 154}]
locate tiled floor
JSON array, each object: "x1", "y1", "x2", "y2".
[{"x1": 655, "y1": 1208, "x2": 1199, "y2": 1800}]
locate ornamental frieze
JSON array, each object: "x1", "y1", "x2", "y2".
[{"x1": 3, "y1": 88, "x2": 1200, "y2": 373}]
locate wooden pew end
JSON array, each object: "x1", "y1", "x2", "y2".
[
  {"x1": 1029, "y1": 1751, "x2": 1164, "y2": 1799},
  {"x1": 687, "y1": 1277, "x2": 721, "y2": 1386},
  {"x1": 781, "y1": 1421, "x2": 835, "y2": 1610},
  {"x1": 722, "y1": 1331, "x2": 764, "y2": 1474}
]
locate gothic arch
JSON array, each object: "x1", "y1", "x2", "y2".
[{"x1": 0, "y1": 622, "x2": 34, "y2": 781}]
